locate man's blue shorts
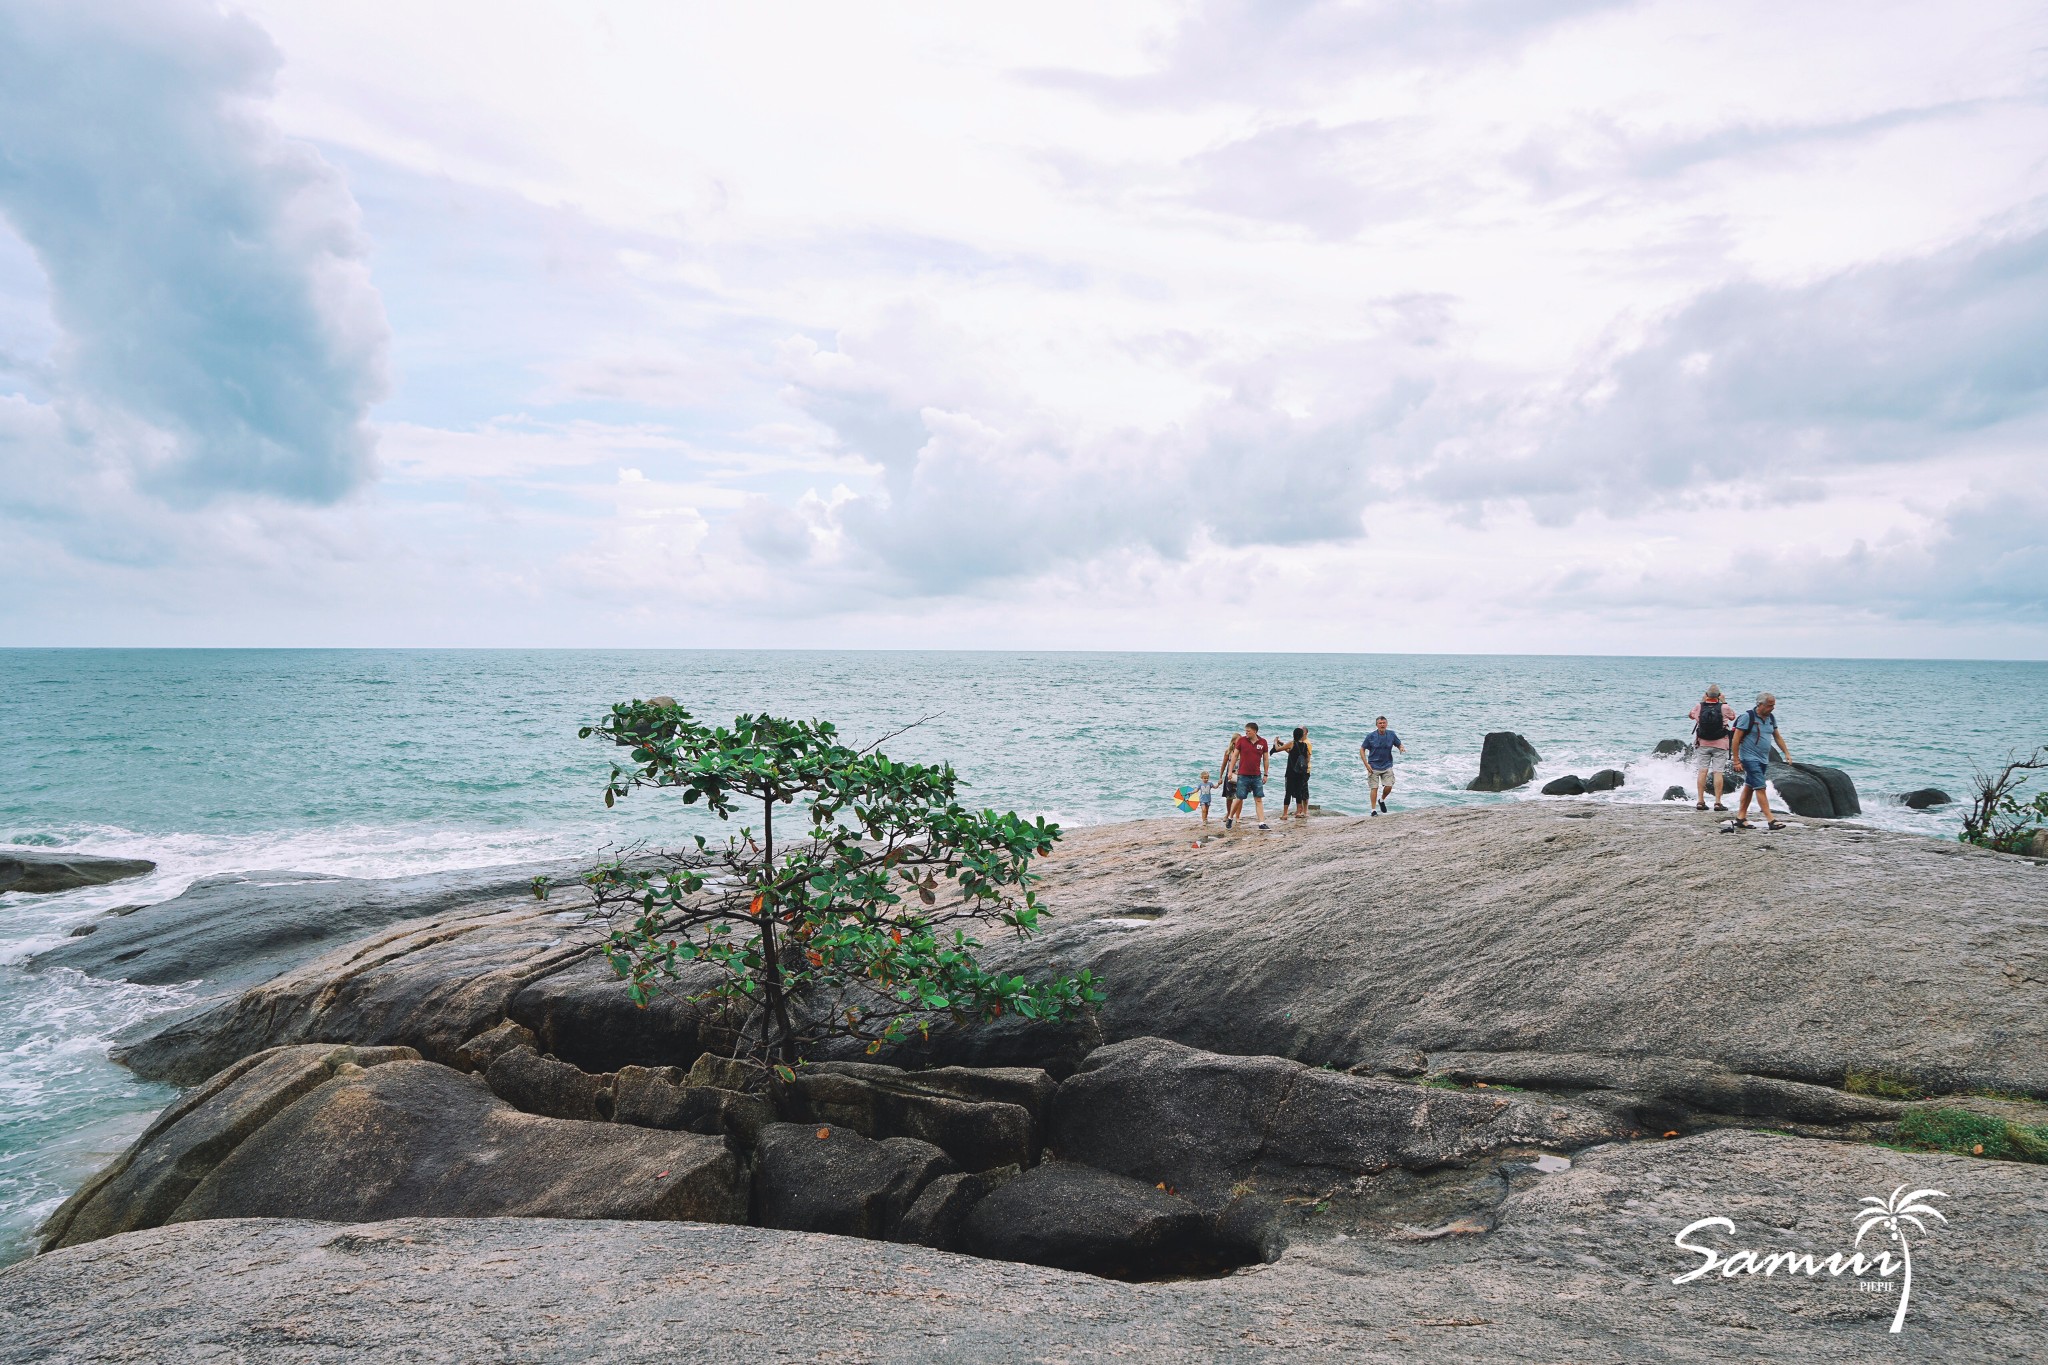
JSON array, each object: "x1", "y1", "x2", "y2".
[
  {"x1": 1741, "y1": 758, "x2": 1768, "y2": 791},
  {"x1": 1236, "y1": 774, "x2": 1266, "y2": 800}
]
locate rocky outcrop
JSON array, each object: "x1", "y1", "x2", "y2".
[
  {"x1": 1051, "y1": 1038, "x2": 1623, "y2": 1211},
  {"x1": 41, "y1": 1046, "x2": 747, "y2": 1251},
  {"x1": 1764, "y1": 760, "x2": 1861, "y2": 819},
  {"x1": 753, "y1": 1124, "x2": 955, "y2": 1239},
  {"x1": 10, "y1": 1129, "x2": 2038, "y2": 1361},
  {"x1": 486, "y1": 1044, "x2": 612, "y2": 1120},
  {"x1": 777, "y1": 1062, "x2": 1049, "y2": 1171},
  {"x1": 0, "y1": 850, "x2": 153, "y2": 895},
  {"x1": 1584, "y1": 768, "x2": 1625, "y2": 792},
  {"x1": 1466, "y1": 732, "x2": 1539, "y2": 791},
  {"x1": 1539, "y1": 774, "x2": 1585, "y2": 796},
  {"x1": 890, "y1": 1166, "x2": 1019, "y2": 1250},
  {"x1": 35, "y1": 862, "x2": 568, "y2": 992},
  {"x1": 1899, "y1": 787, "x2": 1952, "y2": 809},
  {"x1": 1651, "y1": 738, "x2": 1686, "y2": 756},
  {"x1": 1662, "y1": 785, "x2": 1687, "y2": 800}
]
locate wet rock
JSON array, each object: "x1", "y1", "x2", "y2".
[
  {"x1": 1, "y1": 851, "x2": 154, "y2": 896},
  {"x1": 960, "y1": 1162, "x2": 1228, "y2": 1280},
  {"x1": 1584, "y1": 768, "x2": 1625, "y2": 792},
  {"x1": 1540, "y1": 775, "x2": 1586, "y2": 796},
  {"x1": 1765, "y1": 760, "x2": 1861, "y2": 819},
  {"x1": 485, "y1": 1046, "x2": 612, "y2": 1121},
  {"x1": 752, "y1": 1123, "x2": 954, "y2": 1239},
  {"x1": 1651, "y1": 739, "x2": 1687, "y2": 756},
  {"x1": 1899, "y1": 788, "x2": 1952, "y2": 810},
  {"x1": 1663, "y1": 785, "x2": 1687, "y2": 801},
  {"x1": 1049, "y1": 1037, "x2": 1624, "y2": 1211},
  {"x1": 1467, "y1": 732, "x2": 1540, "y2": 792}
]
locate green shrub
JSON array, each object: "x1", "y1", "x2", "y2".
[{"x1": 1844, "y1": 1069, "x2": 1922, "y2": 1100}]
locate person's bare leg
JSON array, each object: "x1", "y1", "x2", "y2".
[
  {"x1": 1713, "y1": 768, "x2": 1727, "y2": 808},
  {"x1": 1382, "y1": 779, "x2": 1393, "y2": 812},
  {"x1": 1254, "y1": 794, "x2": 1267, "y2": 825},
  {"x1": 1756, "y1": 786, "x2": 1776, "y2": 824},
  {"x1": 1695, "y1": 766, "x2": 1708, "y2": 808},
  {"x1": 1736, "y1": 780, "x2": 1753, "y2": 822}
]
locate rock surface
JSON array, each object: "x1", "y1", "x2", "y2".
[
  {"x1": 1651, "y1": 738, "x2": 1687, "y2": 756},
  {"x1": 1051, "y1": 1037, "x2": 1625, "y2": 1209},
  {"x1": 44, "y1": 1048, "x2": 746, "y2": 1249},
  {"x1": 0, "y1": 850, "x2": 154, "y2": 896},
  {"x1": 6, "y1": 1130, "x2": 2041, "y2": 1362},
  {"x1": 961, "y1": 1161, "x2": 1226, "y2": 1279},
  {"x1": 35, "y1": 862, "x2": 569, "y2": 993},
  {"x1": 1466, "y1": 732, "x2": 1539, "y2": 791},
  {"x1": 1584, "y1": 767, "x2": 1625, "y2": 792},
  {"x1": 753, "y1": 1123, "x2": 955, "y2": 1239},
  {"x1": 1663, "y1": 785, "x2": 1687, "y2": 801},
  {"x1": 1764, "y1": 760, "x2": 1862, "y2": 819},
  {"x1": 1539, "y1": 774, "x2": 1585, "y2": 796},
  {"x1": 1899, "y1": 787, "x2": 1952, "y2": 809}
]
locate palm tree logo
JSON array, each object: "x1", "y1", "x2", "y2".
[{"x1": 1854, "y1": 1186, "x2": 1948, "y2": 1334}]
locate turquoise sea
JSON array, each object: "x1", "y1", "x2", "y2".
[{"x1": 4, "y1": 648, "x2": 2046, "y2": 1262}]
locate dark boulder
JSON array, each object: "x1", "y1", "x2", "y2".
[
  {"x1": 613, "y1": 1065, "x2": 772, "y2": 1144},
  {"x1": 1651, "y1": 739, "x2": 1686, "y2": 757},
  {"x1": 1662, "y1": 785, "x2": 1687, "y2": 801},
  {"x1": 1, "y1": 851, "x2": 154, "y2": 896},
  {"x1": 1899, "y1": 788, "x2": 1952, "y2": 810},
  {"x1": 888, "y1": 1166, "x2": 1019, "y2": 1251},
  {"x1": 43, "y1": 1050, "x2": 746, "y2": 1248},
  {"x1": 485, "y1": 1046, "x2": 612, "y2": 1121},
  {"x1": 1050, "y1": 1038, "x2": 1624, "y2": 1213},
  {"x1": 960, "y1": 1162, "x2": 1231, "y2": 1280},
  {"x1": 1584, "y1": 768, "x2": 1625, "y2": 792},
  {"x1": 751, "y1": 1123, "x2": 954, "y2": 1239},
  {"x1": 1467, "y1": 732, "x2": 1540, "y2": 792},
  {"x1": 1540, "y1": 775, "x2": 1586, "y2": 797},
  {"x1": 1764, "y1": 760, "x2": 1861, "y2": 819},
  {"x1": 775, "y1": 1063, "x2": 1045, "y2": 1171},
  {"x1": 508, "y1": 955, "x2": 721, "y2": 1074}
]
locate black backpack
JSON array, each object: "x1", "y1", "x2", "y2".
[{"x1": 1694, "y1": 700, "x2": 1728, "y2": 742}]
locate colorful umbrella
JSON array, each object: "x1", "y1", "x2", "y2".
[{"x1": 1173, "y1": 787, "x2": 1199, "y2": 812}]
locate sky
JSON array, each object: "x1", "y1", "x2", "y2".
[{"x1": 0, "y1": 0, "x2": 2044, "y2": 656}]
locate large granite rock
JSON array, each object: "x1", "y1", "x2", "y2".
[
  {"x1": 1467, "y1": 731, "x2": 1540, "y2": 791},
  {"x1": 41, "y1": 1048, "x2": 746, "y2": 1249},
  {"x1": 10, "y1": 1131, "x2": 2032, "y2": 1360},
  {"x1": 942, "y1": 805, "x2": 2048, "y2": 1106},
  {"x1": 0, "y1": 850, "x2": 154, "y2": 895},
  {"x1": 776, "y1": 1062, "x2": 1049, "y2": 1171},
  {"x1": 752, "y1": 1123, "x2": 955, "y2": 1239},
  {"x1": 1050, "y1": 1037, "x2": 1625, "y2": 1210},
  {"x1": 1584, "y1": 767, "x2": 1625, "y2": 792},
  {"x1": 34, "y1": 862, "x2": 568, "y2": 992},
  {"x1": 1898, "y1": 787, "x2": 1952, "y2": 810},
  {"x1": 1539, "y1": 774, "x2": 1585, "y2": 796},
  {"x1": 960, "y1": 1161, "x2": 1226, "y2": 1280}
]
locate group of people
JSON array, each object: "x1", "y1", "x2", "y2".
[
  {"x1": 1194, "y1": 717, "x2": 1406, "y2": 830},
  {"x1": 1688, "y1": 685, "x2": 1794, "y2": 829}
]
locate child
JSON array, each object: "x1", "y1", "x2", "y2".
[{"x1": 1197, "y1": 770, "x2": 1215, "y2": 824}]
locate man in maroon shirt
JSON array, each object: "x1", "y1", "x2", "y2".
[{"x1": 1226, "y1": 722, "x2": 1271, "y2": 830}]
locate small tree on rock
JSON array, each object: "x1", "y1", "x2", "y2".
[
  {"x1": 1959, "y1": 746, "x2": 2048, "y2": 854},
  {"x1": 578, "y1": 699, "x2": 1103, "y2": 1070}
]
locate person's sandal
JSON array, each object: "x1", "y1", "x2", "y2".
[
  {"x1": 1713, "y1": 803, "x2": 1728, "y2": 812},
  {"x1": 1767, "y1": 820, "x2": 1786, "y2": 830},
  {"x1": 1733, "y1": 820, "x2": 1755, "y2": 829},
  {"x1": 1695, "y1": 800, "x2": 1707, "y2": 810}
]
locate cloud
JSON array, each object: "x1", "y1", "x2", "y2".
[
  {"x1": 0, "y1": 0, "x2": 388, "y2": 505},
  {"x1": 1415, "y1": 226, "x2": 2048, "y2": 517}
]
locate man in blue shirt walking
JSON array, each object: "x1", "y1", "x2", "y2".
[
  {"x1": 1359, "y1": 716, "x2": 1405, "y2": 815},
  {"x1": 1729, "y1": 692, "x2": 1793, "y2": 830}
]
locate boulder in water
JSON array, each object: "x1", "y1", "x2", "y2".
[
  {"x1": 1584, "y1": 768, "x2": 1625, "y2": 793},
  {"x1": 1764, "y1": 760, "x2": 1861, "y2": 819},
  {"x1": 1651, "y1": 739, "x2": 1686, "y2": 756},
  {"x1": 1662, "y1": 785, "x2": 1687, "y2": 801},
  {"x1": 1, "y1": 851, "x2": 154, "y2": 896},
  {"x1": 1540, "y1": 775, "x2": 1586, "y2": 796},
  {"x1": 1467, "y1": 732, "x2": 1540, "y2": 792},
  {"x1": 1898, "y1": 788, "x2": 1952, "y2": 810}
]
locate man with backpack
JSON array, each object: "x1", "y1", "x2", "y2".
[
  {"x1": 1688, "y1": 684, "x2": 1737, "y2": 811},
  {"x1": 1729, "y1": 692, "x2": 1793, "y2": 830}
]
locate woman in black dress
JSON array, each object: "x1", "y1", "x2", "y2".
[{"x1": 1275, "y1": 726, "x2": 1311, "y2": 820}]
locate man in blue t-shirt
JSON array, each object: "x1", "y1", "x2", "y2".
[
  {"x1": 1729, "y1": 692, "x2": 1792, "y2": 829},
  {"x1": 1358, "y1": 716, "x2": 1405, "y2": 815}
]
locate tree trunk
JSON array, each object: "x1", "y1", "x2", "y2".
[{"x1": 755, "y1": 795, "x2": 799, "y2": 1064}]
